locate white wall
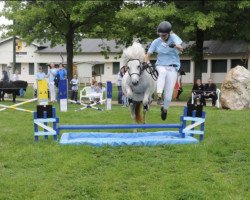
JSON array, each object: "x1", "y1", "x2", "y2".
[{"x1": 0, "y1": 38, "x2": 249, "y2": 84}]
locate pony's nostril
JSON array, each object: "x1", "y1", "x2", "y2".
[{"x1": 132, "y1": 81, "x2": 139, "y2": 86}]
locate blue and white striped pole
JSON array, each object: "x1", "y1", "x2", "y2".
[{"x1": 106, "y1": 81, "x2": 112, "y2": 110}]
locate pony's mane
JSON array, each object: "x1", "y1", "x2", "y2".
[{"x1": 122, "y1": 42, "x2": 145, "y2": 66}]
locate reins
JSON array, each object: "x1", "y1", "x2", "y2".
[{"x1": 126, "y1": 59, "x2": 158, "y2": 81}]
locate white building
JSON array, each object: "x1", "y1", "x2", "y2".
[{"x1": 0, "y1": 37, "x2": 249, "y2": 84}]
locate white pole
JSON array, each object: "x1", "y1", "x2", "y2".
[{"x1": 0, "y1": 98, "x2": 37, "y2": 111}]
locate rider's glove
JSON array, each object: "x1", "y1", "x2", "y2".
[
  {"x1": 147, "y1": 62, "x2": 152, "y2": 68},
  {"x1": 142, "y1": 62, "x2": 152, "y2": 69},
  {"x1": 169, "y1": 42, "x2": 176, "y2": 48}
]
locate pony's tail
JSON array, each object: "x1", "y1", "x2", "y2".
[{"x1": 135, "y1": 101, "x2": 143, "y2": 124}]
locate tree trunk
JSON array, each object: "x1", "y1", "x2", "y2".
[
  {"x1": 66, "y1": 25, "x2": 74, "y2": 82},
  {"x1": 193, "y1": 0, "x2": 205, "y2": 82},
  {"x1": 193, "y1": 27, "x2": 204, "y2": 82}
]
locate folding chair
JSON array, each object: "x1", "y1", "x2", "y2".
[{"x1": 77, "y1": 86, "x2": 106, "y2": 111}]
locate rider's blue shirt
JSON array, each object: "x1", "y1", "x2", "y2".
[{"x1": 147, "y1": 33, "x2": 183, "y2": 70}]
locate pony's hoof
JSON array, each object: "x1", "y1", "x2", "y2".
[
  {"x1": 128, "y1": 98, "x2": 133, "y2": 105},
  {"x1": 143, "y1": 104, "x2": 149, "y2": 111}
]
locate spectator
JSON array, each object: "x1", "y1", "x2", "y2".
[
  {"x1": 48, "y1": 63, "x2": 58, "y2": 102},
  {"x1": 1, "y1": 70, "x2": 9, "y2": 82},
  {"x1": 97, "y1": 82, "x2": 106, "y2": 93},
  {"x1": 187, "y1": 79, "x2": 205, "y2": 106},
  {"x1": 57, "y1": 63, "x2": 67, "y2": 80},
  {"x1": 34, "y1": 67, "x2": 47, "y2": 98},
  {"x1": 12, "y1": 69, "x2": 19, "y2": 81},
  {"x1": 117, "y1": 66, "x2": 126, "y2": 104},
  {"x1": 174, "y1": 70, "x2": 186, "y2": 100},
  {"x1": 202, "y1": 78, "x2": 218, "y2": 106},
  {"x1": 12, "y1": 69, "x2": 25, "y2": 97},
  {"x1": 91, "y1": 80, "x2": 99, "y2": 93},
  {"x1": 89, "y1": 81, "x2": 105, "y2": 103},
  {"x1": 70, "y1": 74, "x2": 79, "y2": 102},
  {"x1": 36, "y1": 66, "x2": 46, "y2": 80}
]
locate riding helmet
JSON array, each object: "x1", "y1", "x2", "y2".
[{"x1": 157, "y1": 21, "x2": 172, "y2": 34}]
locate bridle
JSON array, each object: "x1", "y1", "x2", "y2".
[
  {"x1": 126, "y1": 59, "x2": 158, "y2": 81},
  {"x1": 126, "y1": 59, "x2": 144, "y2": 77}
]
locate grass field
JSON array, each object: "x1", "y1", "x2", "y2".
[{"x1": 0, "y1": 85, "x2": 249, "y2": 200}]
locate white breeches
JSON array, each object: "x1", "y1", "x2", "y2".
[
  {"x1": 156, "y1": 65, "x2": 178, "y2": 109},
  {"x1": 49, "y1": 82, "x2": 56, "y2": 102}
]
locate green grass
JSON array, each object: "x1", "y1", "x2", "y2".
[{"x1": 0, "y1": 85, "x2": 249, "y2": 200}]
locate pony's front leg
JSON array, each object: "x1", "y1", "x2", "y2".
[
  {"x1": 125, "y1": 86, "x2": 133, "y2": 105},
  {"x1": 142, "y1": 90, "x2": 151, "y2": 111},
  {"x1": 142, "y1": 108, "x2": 147, "y2": 124}
]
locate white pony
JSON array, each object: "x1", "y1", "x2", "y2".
[{"x1": 122, "y1": 42, "x2": 156, "y2": 124}]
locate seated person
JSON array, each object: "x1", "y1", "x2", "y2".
[
  {"x1": 187, "y1": 79, "x2": 204, "y2": 106},
  {"x1": 202, "y1": 78, "x2": 217, "y2": 106},
  {"x1": 89, "y1": 81, "x2": 105, "y2": 103},
  {"x1": 192, "y1": 79, "x2": 205, "y2": 104}
]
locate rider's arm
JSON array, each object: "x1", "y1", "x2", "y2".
[
  {"x1": 144, "y1": 53, "x2": 151, "y2": 64},
  {"x1": 175, "y1": 44, "x2": 183, "y2": 52}
]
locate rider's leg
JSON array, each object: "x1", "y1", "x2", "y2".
[
  {"x1": 161, "y1": 67, "x2": 178, "y2": 120},
  {"x1": 156, "y1": 65, "x2": 167, "y2": 104}
]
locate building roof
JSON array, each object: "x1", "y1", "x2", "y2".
[
  {"x1": 0, "y1": 36, "x2": 43, "y2": 47},
  {"x1": 0, "y1": 36, "x2": 248, "y2": 55},
  {"x1": 183, "y1": 40, "x2": 249, "y2": 55},
  {"x1": 203, "y1": 40, "x2": 248, "y2": 55},
  {"x1": 35, "y1": 39, "x2": 124, "y2": 53},
  {"x1": 36, "y1": 39, "x2": 248, "y2": 55}
]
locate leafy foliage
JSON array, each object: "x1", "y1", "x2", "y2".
[{"x1": 1, "y1": 0, "x2": 124, "y2": 80}]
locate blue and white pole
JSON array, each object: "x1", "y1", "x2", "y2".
[
  {"x1": 106, "y1": 81, "x2": 112, "y2": 110},
  {"x1": 58, "y1": 79, "x2": 68, "y2": 112}
]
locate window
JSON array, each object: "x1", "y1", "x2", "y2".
[
  {"x1": 2, "y1": 64, "x2": 7, "y2": 71},
  {"x1": 180, "y1": 60, "x2": 190, "y2": 73},
  {"x1": 38, "y1": 63, "x2": 48, "y2": 74},
  {"x1": 113, "y1": 62, "x2": 120, "y2": 75},
  {"x1": 13, "y1": 63, "x2": 21, "y2": 74},
  {"x1": 231, "y1": 59, "x2": 248, "y2": 69},
  {"x1": 29, "y1": 63, "x2": 34, "y2": 75},
  {"x1": 93, "y1": 64, "x2": 104, "y2": 76},
  {"x1": 212, "y1": 60, "x2": 227, "y2": 73},
  {"x1": 202, "y1": 60, "x2": 207, "y2": 73}
]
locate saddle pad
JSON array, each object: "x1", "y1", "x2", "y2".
[{"x1": 59, "y1": 131, "x2": 198, "y2": 146}]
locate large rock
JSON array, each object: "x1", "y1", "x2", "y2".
[{"x1": 221, "y1": 65, "x2": 250, "y2": 110}]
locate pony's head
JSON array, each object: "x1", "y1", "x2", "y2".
[{"x1": 122, "y1": 42, "x2": 145, "y2": 86}]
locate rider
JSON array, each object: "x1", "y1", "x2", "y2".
[{"x1": 145, "y1": 21, "x2": 183, "y2": 120}]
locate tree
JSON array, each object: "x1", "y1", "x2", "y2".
[
  {"x1": 173, "y1": 0, "x2": 250, "y2": 81},
  {"x1": 111, "y1": 0, "x2": 250, "y2": 81},
  {"x1": 1, "y1": 0, "x2": 123, "y2": 81}
]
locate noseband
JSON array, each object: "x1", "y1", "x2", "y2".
[{"x1": 127, "y1": 59, "x2": 144, "y2": 77}]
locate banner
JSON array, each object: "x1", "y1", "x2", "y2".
[
  {"x1": 37, "y1": 79, "x2": 48, "y2": 105},
  {"x1": 58, "y1": 79, "x2": 68, "y2": 112},
  {"x1": 106, "y1": 81, "x2": 112, "y2": 110}
]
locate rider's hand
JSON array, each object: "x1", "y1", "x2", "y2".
[
  {"x1": 147, "y1": 62, "x2": 152, "y2": 68},
  {"x1": 169, "y1": 42, "x2": 176, "y2": 48},
  {"x1": 143, "y1": 62, "x2": 152, "y2": 69}
]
